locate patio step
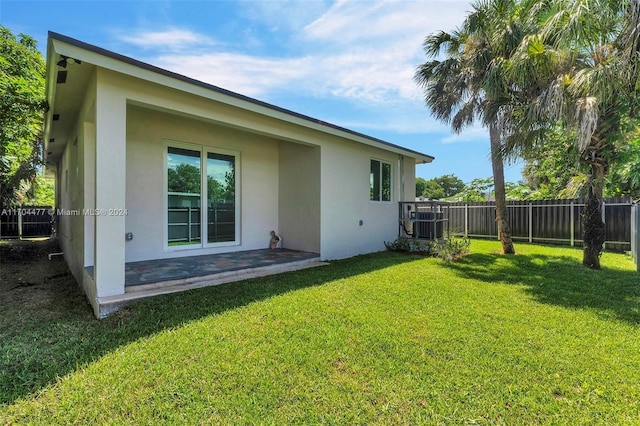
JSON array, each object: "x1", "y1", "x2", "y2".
[{"x1": 97, "y1": 257, "x2": 326, "y2": 317}]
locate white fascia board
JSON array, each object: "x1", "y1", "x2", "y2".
[{"x1": 43, "y1": 38, "x2": 61, "y2": 154}]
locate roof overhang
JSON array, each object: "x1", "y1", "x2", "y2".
[{"x1": 44, "y1": 32, "x2": 434, "y2": 165}]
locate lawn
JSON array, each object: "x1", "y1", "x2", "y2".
[{"x1": 1, "y1": 239, "x2": 639, "y2": 424}]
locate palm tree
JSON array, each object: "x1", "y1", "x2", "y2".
[
  {"x1": 415, "y1": 0, "x2": 541, "y2": 254},
  {"x1": 505, "y1": 0, "x2": 640, "y2": 268}
]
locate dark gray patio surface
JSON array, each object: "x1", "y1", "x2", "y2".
[{"x1": 85, "y1": 249, "x2": 320, "y2": 287}]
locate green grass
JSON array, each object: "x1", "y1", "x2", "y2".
[{"x1": 2, "y1": 240, "x2": 640, "y2": 424}]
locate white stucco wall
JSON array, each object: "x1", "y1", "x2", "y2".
[
  {"x1": 125, "y1": 105, "x2": 281, "y2": 262},
  {"x1": 319, "y1": 138, "x2": 415, "y2": 260},
  {"x1": 278, "y1": 141, "x2": 321, "y2": 253},
  {"x1": 82, "y1": 70, "x2": 418, "y2": 264},
  {"x1": 56, "y1": 73, "x2": 96, "y2": 297},
  {"x1": 55, "y1": 65, "x2": 422, "y2": 314},
  {"x1": 57, "y1": 141, "x2": 76, "y2": 277}
]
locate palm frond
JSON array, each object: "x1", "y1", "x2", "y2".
[{"x1": 574, "y1": 96, "x2": 600, "y2": 152}]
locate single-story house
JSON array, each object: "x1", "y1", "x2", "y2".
[{"x1": 43, "y1": 32, "x2": 434, "y2": 318}]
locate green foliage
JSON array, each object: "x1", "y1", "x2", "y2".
[
  {"x1": 417, "y1": 174, "x2": 465, "y2": 199},
  {"x1": 415, "y1": 177, "x2": 428, "y2": 197},
  {"x1": 384, "y1": 236, "x2": 470, "y2": 262},
  {"x1": 209, "y1": 169, "x2": 235, "y2": 202},
  {"x1": 503, "y1": 181, "x2": 534, "y2": 200},
  {"x1": 21, "y1": 174, "x2": 54, "y2": 206},
  {"x1": 0, "y1": 26, "x2": 46, "y2": 206},
  {"x1": 501, "y1": 0, "x2": 640, "y2": 266},
  {"x1": 433, "y1": 236, "x2": 471, "y2": 262},
  {"x1": 433, "y1": 174, "x2": 465, "y2": 197},
  {"x1": 447, "y1": 177, "x2": 494, "y2": 202},
  {"x1": 605, "y1": 130, "x2": 640, "y2": 201},
  {"x1": 169, "y1": 163, "x2": 235, "y2": 202},
  {"x1": 519, "y1": 127, "x2": 588, "y2": 199},
  {"x1": 420, "y1": 179, "x2": 446, "y2": 199},
  {"x1": 517, "y1": 124, "x2": 640, "y2": 201},
  {"x1": 223, "y1": 166, "x2": 235, "y2": 200},
  {"x1": 384, "y1": 236, "x2": 435, "y2": 255},
  {"x1": 168, "y1": 164, "x2": 200, "y2": 194}
]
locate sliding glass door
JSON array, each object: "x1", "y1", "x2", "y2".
[
  {"x1": 167, "y1": 147, "x2": 202, "y2": 246},
  {"x1": 206, "y1": 152, "x2": 235, "y2": 243},
  {"x1": 167, "y1": 144, "x2": 239, "y2": 249}
]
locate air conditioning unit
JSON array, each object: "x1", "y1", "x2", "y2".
[{"x1": 415, "y1": 211, "x2": 444, "y2": 240}]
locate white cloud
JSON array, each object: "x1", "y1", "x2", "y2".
[
  {"x1": 117, "y1": 1, "x2": 475, "y2": 132},
  {"x1": 299, "y1": 0, "x2": 473, "y2": 103},
  {"x1": 239, "y1": 0, "x2": 332, "y2": 32},
  {"x1": 153, "y1": 53, "x2": 312, "y2": 97},
  {"x1": 152, "y1": 47, "x2": 420, "y2": 104},
  {"x1": 305, "y1": 0, "x2": 471, "y2": 46},
  {"x1": 441, "y1": 126, "x2": 488, "y2": 144},
  {"x1": 117, "y1": 28, "x2": 215, "y2": 50}
]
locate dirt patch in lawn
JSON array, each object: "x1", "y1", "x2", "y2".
[
  {"x1": 0, "y1": 239, "x2": 93, "y2": 327},
  {"x1": 0, "y1": 239, "x2": 101, "y2": 404}
]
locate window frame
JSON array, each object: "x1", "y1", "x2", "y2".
[
  {"x1": 164, "y1": 140, "x2": 241, "y2": 252},
  {"x1": 370, "y1": 158, "x2": 393, "y2": 203}
]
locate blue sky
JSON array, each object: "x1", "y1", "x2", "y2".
[{"x1": 1, "y1": 0, "x2": 524, "y2": 185}]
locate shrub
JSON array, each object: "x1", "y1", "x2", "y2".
[
  {"x1": 384, "y1": 236, "x2": 436, "y2": 255},
  {"x1": 384, "y1": 236, "x2": 470, "y2": 262},
  {"x1": 434, "y1": 236, "x2": 471, "y2": 262}
]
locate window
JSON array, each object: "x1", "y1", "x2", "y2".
[
  {"x1": 167, "y1": 144, "x2": 238, "y2": 248},
  {"x1": 370, "y1": 159, "x2": 391, "y2": 202},
  {"x1": 167, "y1": 147, "x2": 202, "y2": 246},
  {"x1": 206, "y1": 152, "x2": 235, "y2": 243}
]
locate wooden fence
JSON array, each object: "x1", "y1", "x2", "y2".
[{"x1": 445, "y1": 197, "x2": 632, "y2": 252}]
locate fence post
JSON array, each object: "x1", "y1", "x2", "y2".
[
  {"x1": 633, "y1": 204, "x2": 640, "y2": 272},
  {"x1": 187, "y1": 206, "x2": 192, "y2": 242},
  {"x1": 602, "y1": 200, "x2": 606, "y2": 250},
  {"x1": 18, "y1": 208, "x2": 23, "y2": 240},
  {"x1": 631, "y1": 205, "x2": 635, "y2": 263},
  {"x1": 528, "y1": 203, "x2": 533, "y2": 243},
  {"x1": 570, "y1": 201, "x2": 575, "y2": 247},
  {"x1": 464, "y1": 203, "x2": 468, "y2": 238}
]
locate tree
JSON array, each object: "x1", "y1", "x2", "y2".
[
  {"x1": 606, "y1": 130, "x2": 640, "y2": 201},
  {"x1": 433, "y1": 174, "x2": 465, "y2": 198},
  {"x1": 422, "y1": 180, "x2": 446, "y2": 199},
  {"x1": 0, "y1": 26, "x2": 47, "y2": 207},
  {"x1": 416, "y1": 174, "x2": 466, "y2": 199},
  {"x1": 415, "y1": 0, "x2": 541, "y2": 254},
  {"x1": 22, "y1": 174, "x2": 54, "y2": 206},
  {"x1": 168, "y1": 164, "x2": 201, "y2": 194},
  {"x1": 505, "y1": 0, "x2": 640, "y2": 268},
  {"x1": 207, "y1": 176, "x2": 224, "y2": 201},
  {"x1": 448, "y1": 177, "x2": 494, "y2": 202},
  {"x1": 416, "y1": 177, "x2": 429, "y2": 197},
  {"x1": 519, "y1": 127, "x2": 587, "y2": 199},
  {"x1": 518, "y1": 124, "x2": 640, "y2": 202}
]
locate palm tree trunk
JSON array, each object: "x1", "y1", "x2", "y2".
[
  {"x1": 582, "y1": 163, "x2": 606, "y2": 269},
  {"x1": 489, "y1": 123, "x2": 516, "y2": 254}
]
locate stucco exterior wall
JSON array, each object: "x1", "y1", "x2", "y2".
[
  {"x1": 125, "y1": 105, "x2": 281, "y2": 262},
  {"x1": 57, "y1": 127, "x2": 88, "y2": 290},
  {"x1": 57, "y1": 141, "x2": 75, "y2": 277},
  {"x1": 319, "y1": 138, "x2": 414, "y2": 260},
  {"x1": 54, "y1": 65, "x2": 422, "y2": 315},
  {"x1": 56, "y1": 73, "x2": 96, "y2": 297},
  {"x1": 278, "y1": 141, "x2": 321, "y2": 253},
  {"x1": 81, "y1": 69, "x2": 418, "y2": 265}
]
